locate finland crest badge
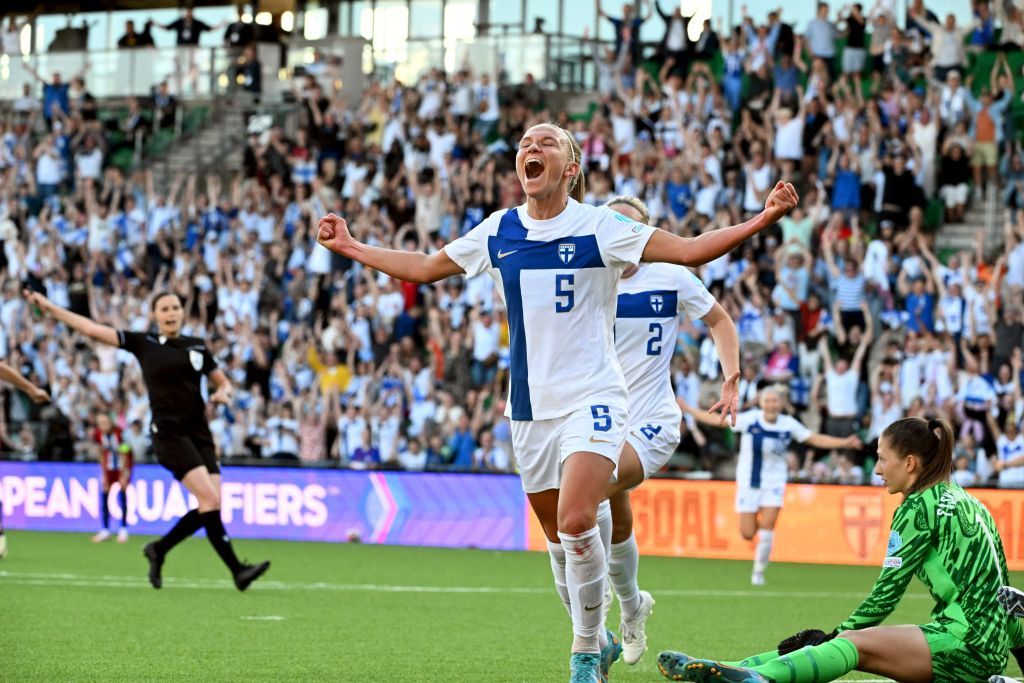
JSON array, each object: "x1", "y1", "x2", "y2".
[
  {"x1": 189, "y1": 350, "x2": 204, "y2": 372},
  {"x1": 650, "y1": 294, "x2": 664, "y2": 314},
  {"x1": 558, "y1": 243, "x2": 575, "y2": 264}
]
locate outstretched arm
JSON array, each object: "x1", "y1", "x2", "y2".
[
  {"x1": 642, "y1": 182, "x2": 799, "y2": 267},
  {"x1": 702, "y1": 302, "x2": 742, "y2": 425},
  {"x1": 0, "y1": 362, "x2": 50, "y2": 404},
  {"x1": 317, "y1": 213, "x2": 465, "y2": 284},
  {"x1": 804, "y1": 432, "x2": 862, "y2": 450},
  {"x1": 23, "y1": 289, "x2": 119, "y2": 347}
]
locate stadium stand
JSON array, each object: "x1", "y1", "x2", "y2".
[{"x1": 1, "y1": 0, "x2": 1024, "y2": 491}]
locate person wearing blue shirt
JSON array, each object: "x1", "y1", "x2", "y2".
[
  {"x1": 900, "y1": 270, "x2": 936, "y2": 335},
  {"x1": 23, "y1": 67, "x2": 73, "y2": 126},
  {"x1": 447, "y1": 414, "x2": 477, "y2": 470}
]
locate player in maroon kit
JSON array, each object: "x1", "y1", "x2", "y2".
[{"x1": 91, "y1": 412, "x2": 133, "y2": 543}]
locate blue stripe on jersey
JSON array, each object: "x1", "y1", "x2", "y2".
[
  {"x1": 487, "y1": 209, "x2": 606, "y2": 421},
  {"x1": 747, "y1": 425, "x2": 789, "y2": 489},
  {"x1": 616, "y1": 290, "x2": 678, "y2": 319}
]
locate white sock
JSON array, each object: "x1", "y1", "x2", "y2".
[
  {"x1": 546, "y1": 539, "x2": 572, "y2": 617},
  {"x1": 559, "y1": 526, "x2": 607, "y2": 654},
  {"x1": 753, "y1": 529, "x2": 774, "y2": 575},
  {"x1": 596, "y1": 500, "x2": 613, "y2": 559},
  {"x1": 609, "y1": 533, "x2": 642, "y2": 621}
]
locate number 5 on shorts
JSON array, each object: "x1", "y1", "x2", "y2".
[{"x1": 591, "y1": 405, "x2": 611, "y2": 432}]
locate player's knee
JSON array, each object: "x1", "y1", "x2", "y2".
[
  {"x1": 558, "y1": 508, "x2": 596, "y2": 536},
  {"x1": 739, "y1": 527, "x2": 757, "y2": 541},
  {"x1": 195, "y1": 488, "x2": 221, "y2": 512}
]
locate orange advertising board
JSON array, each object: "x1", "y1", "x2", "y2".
[{"x1": 525, "y1": 480, "x2": 1024, "y2": 571}]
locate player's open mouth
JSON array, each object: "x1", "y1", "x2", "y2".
[{"x1": 525, "y1": 158, "x2": 545, "y2": 180}]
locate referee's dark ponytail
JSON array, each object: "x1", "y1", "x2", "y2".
[
  {"x1": 151, "y1": 291, "x2": 182, "y2": 312},
  {"x1": 882, "y1": 417, "x2": 954, "y2": 495}
]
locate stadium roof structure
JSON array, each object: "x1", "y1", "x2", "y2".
[{"x1": 3, "y1": 0, "x2": 248, "y2": 14}]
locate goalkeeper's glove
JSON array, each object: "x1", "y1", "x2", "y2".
[
  {"x1": 998, "y1": 586, "x2": 1024, "y2": 618},
  {"x1": 776, "y1": 629, "x2": 837, "y2": 656}
]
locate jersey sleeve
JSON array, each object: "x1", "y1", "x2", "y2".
[
  {"x1": 788, "y1": 416, "x2": 813, "y2": 444},
  {"x1": 201, "y1": 346, "x2": 218, "y2": 375},
  {"x1": 676, "y1": 267, "x2": 716, "y2": 321},
  {"x1": 595, "y1": 207, "x2": 657, "y2": 268},
  {"x1": 731, "y1": 410, "x2": 757, "y2": 434},
  {"x1": 443, "y1": 210, "x2": 503, "y2": 278},
  {"x1": 117, "y1": 330, "x2": 146, "y2": 355},
  {"x1": 837, "y1": 496, "x2": 933, "y2": 632}
]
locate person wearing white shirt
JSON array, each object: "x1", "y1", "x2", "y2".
[
  {"x1": 314, "y1": 121, "x2": 797, "y2": 677},
  {"x1": 398, "y1": 438, "x2": 427, "y2": 471},
  {"x1": 819, "y1": 329, "x2": 872, "y2": 438},
  {"x1": 603, "y1": 195, "x2": 741, "y2": 661},
  {"x1": 684, "y1": 388, "x2": 861, "y2": 585},
  {"x1": 989, "y1": 412, "x2": 1024, "y2": 488}
]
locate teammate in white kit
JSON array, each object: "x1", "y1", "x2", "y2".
[
  {"x1": 316, "y1": 122, "x2": 799, "y2": 682},
  {"x1": 683, "y1": 387, "x2": 860, "y2": 585},
  {"x1": 602, "y1": 196, "x2": 741, "y2": 665}
]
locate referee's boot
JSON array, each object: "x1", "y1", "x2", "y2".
[
  {"x1": 143, "y1": 542, "x2": 165, "y2": 589},
  {"x1": 234, "y1": 560, "x2": 271, "y2": 591}
]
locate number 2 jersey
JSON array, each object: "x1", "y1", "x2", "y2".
[
  {"x1": 732, "y1": 409, "x2": 812, "y2": 489},
  {"x1": 839, "y1": 481, "x2": 1024, "y2": 659},
  {"x1": 614, "y1": 262, "x2": 715, "y2": 428},
  {"x1": 444, "y1": 199, "x2": 656, "y2": 421}
]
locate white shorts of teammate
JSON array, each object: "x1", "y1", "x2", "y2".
[
  {"x1": 510, "y1": 401, "x2": 629, "y2": 493},
  {"x1": 624, "y1": 419, "x2": 681, "y2": 481},
  {"x1": 735, "y1": 481, "x2": 786, "y2": 513}
]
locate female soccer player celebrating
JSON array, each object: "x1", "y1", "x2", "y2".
[
  {"x1": 0, "y1": 361, "x2": 50, "y2": 559},
  {"x1": 22, "y1": 289, "x2": 270, "y2": 591},
  {"x1": 317, "y1": 122, "x2": 797, "y2": 682},
  {"x1": 682, "y1": 387, "x2": 861, "y2": 586},
  {"x1": 658, "y1": 416, "x2": 1024, "y2": 683},
  {"x1": 601, "y1": 195, "x2": 742, "y2": 665}
]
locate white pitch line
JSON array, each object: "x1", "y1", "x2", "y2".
[
  {"x1": 0, "y1": 570, "x2": 930, "y2": 601},
  {"x1": 240, "y1": 616, "x2": 285, "y2": 621}
]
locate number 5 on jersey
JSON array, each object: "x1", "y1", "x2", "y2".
[{"x1": 555, "y1": 274, "x2": 574, "y2": 312}]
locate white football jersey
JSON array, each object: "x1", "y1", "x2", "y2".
[
  {"x1": 733, "y1": 409, "x2": 811, "y2": 489},
  {"x1": 615, "y1": 263, "x2": 715, "y2": 427},
  {"x1": 445, "y1": 199, "x2": 656, "y2": 421}
]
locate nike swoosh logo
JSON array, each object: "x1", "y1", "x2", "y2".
[
  {"x1": 584, "y1": 603, "x2": 600, "y2": 611},
  {"x1": 497, "y1": 250, "x2": 518, "y2": 259},
  {"x1": 589, "y1": 436, "x2": 614, "y2": 444}
]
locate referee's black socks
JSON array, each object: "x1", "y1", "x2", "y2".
[
  {"x1": 199, "y1": 510, "x2": 243, "y2": 574},
  {"x1": 154, "y1": 508, "x2": 203, "y2": 555}
]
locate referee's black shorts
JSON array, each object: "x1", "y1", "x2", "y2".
[{"x1": 152, "y1": 422, "x2": 220, "y2": 480}]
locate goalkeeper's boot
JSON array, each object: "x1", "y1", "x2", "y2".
[
  {"x1": 657, "y1": 653, "x2": 767, "y2": 683},
  {"x1": 621, "y1": 591, "x2": 655, "y2": 665},
  {"x1": 234, "y1": 560, "x2": 271, "y2": 591},
  {"x1": 569, "y1": 652, "x2": 601, "y2": 683},
  {"x1": 599, "y1": 628, "x2": 622, "y2": 682},
  {"x1": 990, "y1": 677, "x2": 1023, "y2": 683}
]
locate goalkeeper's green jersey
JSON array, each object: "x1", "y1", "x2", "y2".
[{"x1": 837, "y1": 481, "x2": 1023, "y2": 654}]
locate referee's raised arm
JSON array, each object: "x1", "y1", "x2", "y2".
[{"x1": 22, "y1": 289, "x2": 119, "y2": 347}]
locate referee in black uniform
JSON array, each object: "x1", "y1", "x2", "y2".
[{"x1": 24, "y1": 289, "x2": 270, "y2": 591}]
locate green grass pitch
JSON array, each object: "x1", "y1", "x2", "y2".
[{"x1": 2, "y1": 531, "x2": 1022, "y2": 682}]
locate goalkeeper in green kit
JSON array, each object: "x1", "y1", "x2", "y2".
[{"x1": 658, "y1": 417, "x2": 1024, "y2": 683}]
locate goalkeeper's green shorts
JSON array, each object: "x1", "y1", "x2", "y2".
[{"x1": 919, "y1": 622, "x2": 1007, "y2": 683}]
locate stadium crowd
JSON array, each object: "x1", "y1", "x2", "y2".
[{"x1": 2, "y1": 1, "x2": 1024, "y2": 489}]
